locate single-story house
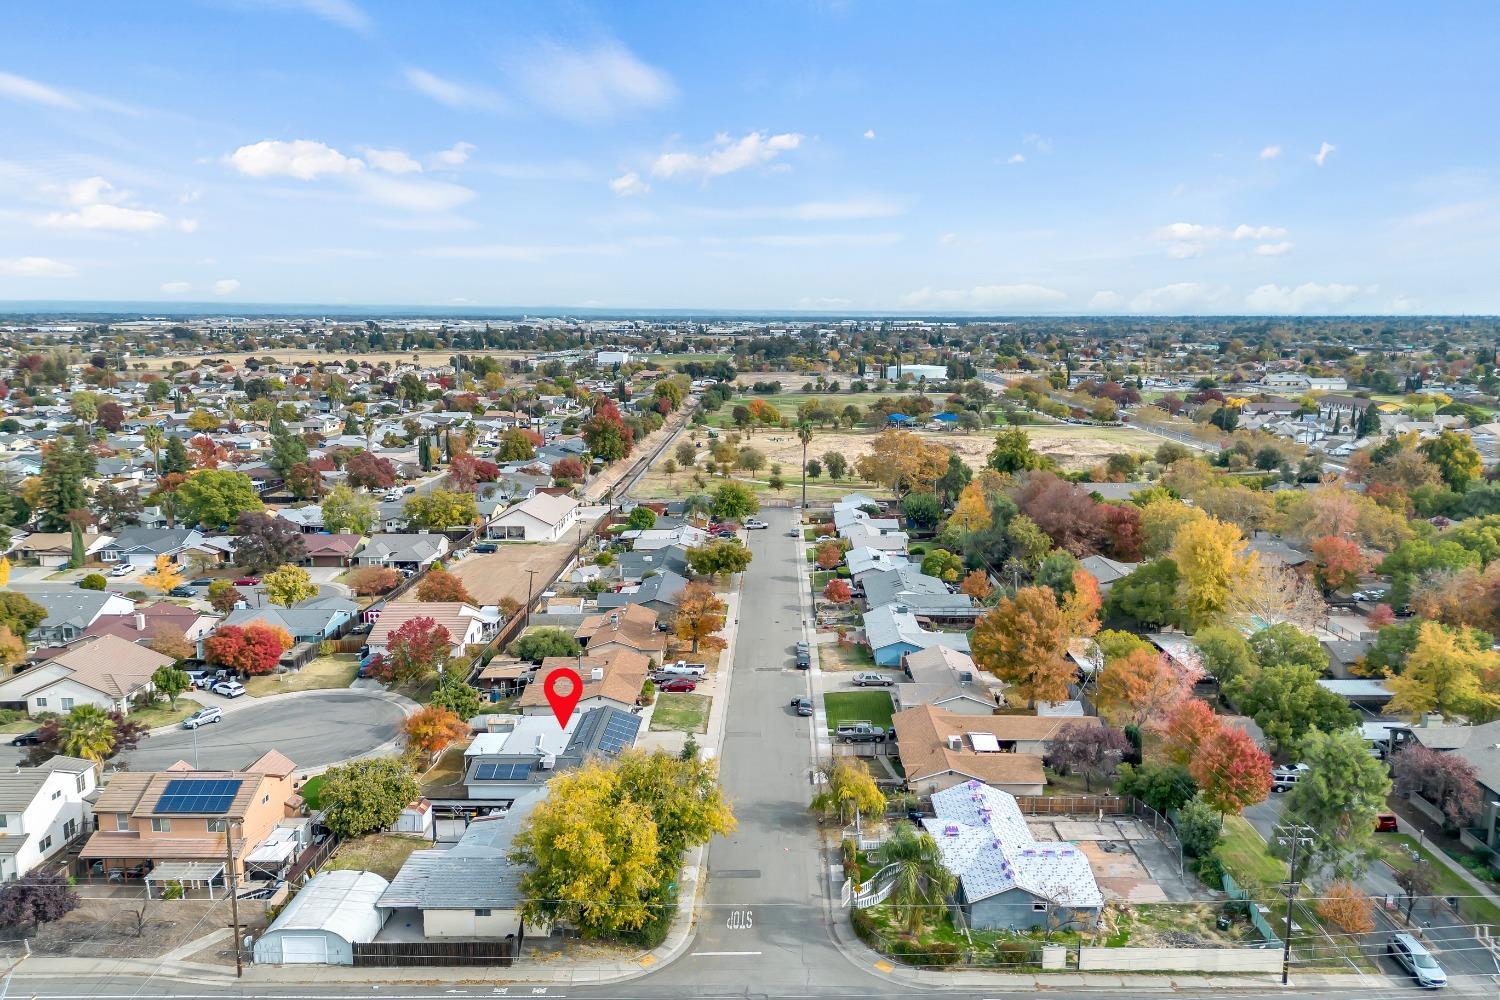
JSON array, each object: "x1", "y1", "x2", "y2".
[
  {"x1": 622, "y1": 525, "x2": 708, "y2": 551},
  {"x1": 27, "y1": 591, "x2": 137, "y2": 646},
  {"x1": 97, "y1": 527, "x2": 204, "y2": 568},
  {"x1": 923, "y1": 780, "x2": 1102, "y2": 930},
  {"x1": 612, "y1": 545, "x2": 689, "y2": 585},
  {"x1": 518, "y1": 651, "x2": 649, "y2": 718},
  {"x1": 298, "y1": 534, "x2": 365, "y2": 568},
  {"x1": 595, "y1": 569, "x2": 689, "y2": 618},
  {"x1": 863, "y1": 605, "x2": 971, "y2": 667},
  {"x1": 220, "y1": 597, "x2": 358, "y2": 643},
  {"x1": 896, "y1": 646, "x2": 1002, "y2": 715},
  {"x1": 253, "y1": 870, "x2": 391, "y2": 965},
  {"x1": 12, "y1": 532, "x2": 114, "y2": 568},
  {"x1": 1077, "y1": 555, "x2": 1140, "y2": 592},
  {"x1": 893, "y1": 705, "x2": 1073, "y2": 796},
  {"x1": 574, "y1": 605, "x2": 668, "y2": 659},
  {"x1": 367, "y1": 602, "x2": 500, "y2": 657},
  {"x1": 353, "y1": 533, "x2": 449, "y2": 572},
  {"x1": 846, "y1": 546, "x2": 909, "y2": 586},
  {"x1": 463, "y1": 707, "x2": 641, "y2": 797},
  {"x1": 0, "y1": 634, "x2": 173, "y2": 715},
  {"x1": 486, "y1": 492, "x2": 580, "y2": 543}
]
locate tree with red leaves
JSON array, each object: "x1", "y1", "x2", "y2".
[
  {"x1": 96, "y1": 399, "x2": 126, "y2": 432},
  {"x1": 287, "y1": 461, "x2": 327, "y2": 500},
  {"x1": 1392, "y1": 743, "x2": 1483, "y2": 826},
  {"x1": 1191, "y1": 725, "x2": 1272, "y2": 818},
  {"x1": 1013, "y1": 471, "x2": 1107, "y2": 556},
  {"x1": 814, "y1": 540, "x2": 843, "y2": 570},
  {"x1": 1159, "y1": 698, "x2": 1222, "y2": 766},
  {"x1": 379, "y1": 616, "x2": 452, "y2": 685},
  {"x1": 823, "y1": 578, "x2": 853, "y2": 604},
  {"x1": 345, "y1": 451, "x2": 397, "y2": 490},
  {"x1": 551, "y1": 457, "x2": 585, "y2": 483},
  {"x1": 347, "y1": 566, "x2": 401, "y2": 596},
  {"x1": 583, "y1": 400, "x2": 633, "y2": 462},
  {"x1": 203, "y1": 622, "x2": 291, "y2": 676},
  {"x1": 448, "y1": 454, "x2": 500, "y2": 492},
  {"x1": 1100, "y1": 502, "x2": 1145, "y2": 561},
  {"x1": 1310, "y1": 534, "x2": 1368, "y2": 593},
  {"x1": 189, "y1": 434, "x2": 229, "y2": 469},
  {"x1": 1047, "y1": 723, "x2": 1132, "y2": 791}
]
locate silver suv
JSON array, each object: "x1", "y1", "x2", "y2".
[{"x1": 1388, "y1": 932, "x2": 1447, "y2": 988}]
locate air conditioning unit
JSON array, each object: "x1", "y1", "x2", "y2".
[
  {"x1": 539, "y1": 754, "x2": 556, "y2": 770},
  {"x1": 946, "y1": 735, "x2": 962, "y2": 751},
  {"x1": 590, "y1": 667, "x2": 604, "y2": 681}
]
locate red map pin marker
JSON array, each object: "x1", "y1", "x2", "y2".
[{"x1": 544, "y1": 667, "x2": 583, "y2": 729}]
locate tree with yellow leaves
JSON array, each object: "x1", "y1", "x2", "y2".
[
  {"x1": 1170, "y1": 516, "x2": 1257, "y2": 630},
  {"x1": 1386, "y1": 621, "x2": 1500, "y2": 722},
  {"x1": 139, "y1": 554, "x2": 184, "y2": 595},
  {"x1": 674, "y1": 580, "x2": 727, "y2": 653},
  {"x1": 0, "y1": 556, "x2": 10, "y2": 588},
  {"x1": 971, "y1": 586, "x2": 1075, "y2": 707},
  {"x1": 947, "y1": 481, "x2": 992, "y2": 534},
  {"x1": 1138, "y1": 497, "x2": 1208, "y2": 556},
  {"x1": 0, "y1": 626, "x2": 23, "y2": 669},
  {"x1": 854, "y1": 429, "x2": 949, "y2": 498}
]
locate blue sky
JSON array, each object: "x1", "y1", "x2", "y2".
[{"x1": 1, "y1": 1, "x2": 1497, "y2": 313}]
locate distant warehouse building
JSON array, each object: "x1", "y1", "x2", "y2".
[
  {"x1": 883, "y1": 363, "x2": 948, "y2": 383},
  {"x1": 253, "y1": 870, "x2": 390, "y2": 966}
]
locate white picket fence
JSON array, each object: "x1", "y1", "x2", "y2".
[{"x1": 841, "y1": 863, "x2": 900, "y2": 909}]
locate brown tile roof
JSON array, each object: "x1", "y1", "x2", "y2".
[
  {"x1": 303, "y1": 534, "x2": 364, "y2": 557},
  {"x1": 520, "y1": 650, "x2": 650, "y2": 711},
  {"x1": 893, "y1": 705, "x2": 1060, "y2": 787},
  {"x1": 83, "y1": 603, "x2": 207, "y2": 644},
  {"x1": 80, "y1": 832, "x2": 247, "y2": 860},
  {"x1": 574, "y1": 604, "x2": 666, "y2": 654},
  {"x1": 245, "y1": 750, "x2": 296, "y2": 778},
  {"x1": 47, "y1": 634, "x2": 174, "y2": 698},
  {"x1": 368, "y1": 602, "x2": 482, "y2": 648}
]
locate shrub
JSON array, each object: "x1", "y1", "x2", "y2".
[
  {"x1": 639, "y1": 679, "x2": 656, "y2": 706},
  {"x1": 994, "y1": 939, "x2": 1037, "y2": 968},
  {"x1": 1194, "y1": 849, "x2": 1227, "y2": 887},
  {"x1": 319, "y1": 639, "x2": 336, "y2": 656},
  {"x1": 78, "y1": 573, "x2": 107, "y2": 591}
]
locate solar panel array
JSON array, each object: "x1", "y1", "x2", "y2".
[
  {"x1": 598, "y1": 712, "x2": 640, "y2": 755},
  {"x1": 155, "y1": 778, "x2": 242, "y2": 815},
  {"x1": 473, "y1": 762, "x2": 531, "y2": 781}
]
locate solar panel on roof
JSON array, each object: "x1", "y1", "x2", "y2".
[
  {"x1": 598, "y1": 714, "x2": 639, "y2": 755},
  {"x1": 155, "y1": 778, "x2": 242, "y2": 815},
  {"x1": 473, "y1": 762, "x2": 531, "y2": 781}
]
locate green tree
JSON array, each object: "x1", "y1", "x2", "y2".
[
  {"x1": 1116, "y1": 761, "x2": 1198, "y2": 815},
  {"x1": 160, "y1": 435, "x2": 190, "y2": 475},
  {"x1": 0, "y1": 593, "x2": 48, "y2": 638},
  {"x1": 69, "y1": 522, "x2": 85, "y2": 569},
  {"x1": 1230, "y1": 662, "x2": 1358, "y2": 758},
  {"x1": 269, "y1": 427, "x2": 309, "y2": 477},
  {"x1": 151, "y1": 665, "x2": 191, "y2": 709},
  {"x1": 430, "y1": 668, "x2": 484, "y2": 720},
  {"x1": 1379, "y1": 537, "x2": 1479, "y2": 605},
  {"x1": 263, "y1": 564, "x2": 318, "y2": 608},
  {"x1": 497, "y1": 428, "x2": 536, "y2": 461},
  {"x1": 873, "y1": 824, "x2": 958, "y2": 936},
  {"x1": 1248, "y1": 622, "x2": 1327, "y2": 672},
  {"x1": 321, "y1": 484, "x2": 376, "y2": 535},
  {"x1": 1192, "y1": 625, "x2": 1256, "y2": 687},
  {"x1": 687, "y1": 539, "x2": 754, "y2": 578},
  {"x1": 1284, "y1": 729, "x2": 1392, "y2": 876},
  {"x1": 822, "y1": 451, "x2": 848, "y2": 481},
  {"x1": 39, "y1": 438, "x2": 88, "y2": 530},
  {"x1": 175, "y1": 470, "x2": 263, "y2": 529},
  {"x1": 511, "y1": 627, "x2": 581, "y2": 662},
  {"x1": 919, "y1": 548, "x2": 963, "y2": 582},
  {"x1": 987, "y1": 426, "x2": 1049, "y2": 474},
  {"x1": 1421, "y1": 430, "x2": 1484, "y2": 492},
  {"x1": 319, "y1": 757, "x2": 420, "y2": 839},
  {"x1": 405, "y1": 489, "x2": 477, "y2": 529},
  {"x1": 709, "y1": 481, "x2": 759, "y2": 521},
  {"x1": 626, "y1": 506, "x2": 658, "y2": 531},
  {"x1": 78, "y1": 572, "x2": 107, "y2": 591},
  {"x1": 1102, "y1": 559, "x2": 1180, "y2": 628},
  {"x1": 900, "y1": 492, "x2": 942, "y2": 529},
  {"x1": 1173, "y1": 794, "x2": 1223, "y2": 857}
]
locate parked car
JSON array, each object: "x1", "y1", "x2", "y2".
[
  {"x1": 187, "y1": 578, "x2": 215, "y2": 588},
  {"x1": 659, "y1": 660, "x2": 707, "y2": 678},
  {"x1": 474, "y1": 543, "x2": 498, "y2": 554},
  {"x1": 835, "y1": 722, "x2": 887, "y2": 744},
  {"x1": 1375, "y1": 813, "x2": 1399, "y2": 832},
  {"x1": 657, "y1": 678, "x2": 698, "y2": 693},
  {"x1": 185, "y1": 668, "x2": 214, "y2": 689},
  {"x1": 182, "y1": 706, "x2": 223, "y2": 729},
  {"x1": 108, "y1": 563, "x2": 133, "y2": 577},
  {"x1": 212, "y1": 679, "x2": 246, "y2": 698},
  {"x1": 852, "y1": 672, "x2": 894, "y2": 687},
  {"x1": 790, "y1": 697, "x2": 813, "y2": 716},
  {"x1": 1354, "y1": 589, "x2": 1387, "y2": 602},
  {"x1": 1388, "y1": 932, "x2": 1447, "y2": 988},
  {"x1": 232, "y1": 577, "x2": 259, "y2": 587},
  {"x1": 403, "y1": 485, "x2": 417, "y2": 494},
  {"x1": 1271, "y1": 762, "x2": 1309, "y2": 792},
  {"x1": 168, "y1": 585, "x2": 195, "y2": 598},
  {"x1": 744, "y1": 518, "x2": 768, "y2": 530},
  {"x1": 795, "y1": 649, "x2": 811, "y2": 669},
  {"x1": 11, "y1": 728, "x2": 45, "y2": 747}
]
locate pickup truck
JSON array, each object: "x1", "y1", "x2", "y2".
[
  {"x1": 835, "y1": 721, "x2": 887, "y2": 744},
  {"x1": 658, "y1": 660, "x2": 707, "y2": 678}
]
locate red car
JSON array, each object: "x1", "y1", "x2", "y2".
[
  {"x1": 232, "y1": 577, "x2": 260, "y2": 586},
  {"x1": 657, "y1": 678, "x2": 698, "y2": 693}
]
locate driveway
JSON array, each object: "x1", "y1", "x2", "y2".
[{"x1": 122, "y1": 690, "x2": 405, "y2": 772}]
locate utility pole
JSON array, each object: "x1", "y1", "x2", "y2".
[
  {"x1": 524, "y1": 569, "x2": 538, "y2": 629},
  {"x1": 1275, "y1": 822, "x2": 1315, "y2": 986},
  {"x1": 225, "y1": 818, "x2": 243, "y2": 978}
]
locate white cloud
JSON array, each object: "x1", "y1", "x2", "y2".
[
  {"x1": 160, "y1": 280, "x2": 192, "y2": 294},
  {"x1": 651, "y1": 131, "x2": 803, "y2": 181},
  {"x1": 939, "y1": 233, "x2": 958, "y2": 246},
  {"x1": 1006, "y1": 153, "x2": 1025, "y2": 164},
  {"x1": 252, "y1": 0, "x2": 370, "y2": 33},
  {"x1": 1022, "y1": 133, "x2": 1053, "y2": 154},
  {"x1": 1232, "y1": 224, "x2": 1288, "y2": 240},
  {"x1": 1244, "y1": 282, "x2": 1367, "y2": 312},
  {"x1": 1259, "y1": 145, "x2": 1282, "y2": 160},
  {"x1": 1166, "y1": 242, "x2": 1203, "y2": 259},
  {"x1": 747, "y1": 233, "x2": 901, "y2": 248},
  {"x1": 352, "y1": 173, "x2": 474, "y2": 212},
  {"x1": 177, "y1": 218, "x2": 199, "y2": 233},
  {"x1": 361, "y1": 147, "x2": 423, "y2": 174},
  {"x1": 1089, "y1": 290, "x2": 1124, "y2": 309},
  {"x1": 39, "y1": 177, "x2": 169, "y2": 231},
  {"x1": 863, "y1": 129, "x2": 876, "y2": 140},
  {"x1": 212, "y1": 278, "x2": 241, "y2": 295},
  {"x1": 0, "y1": 256, "x2": 76, "y2": 278},
  {"x1": 430, "y1": 142, "x2": 475, "y2": 168},
  {"x1": 609, "y1": 171, "x2": 651, "y2": 197},
  {"x1": 1313, "y1": 141, "x2": 1336, "y2": 167},
  {"x1": 1390, "y1": 294, "x2": 1419, "y2": 312},
  {"x1": 901, "y1": 283, "x2": 1066, "y2": 309},
  {"x1": 227, "y1": 139, "x2": 364, "y2": 180},
  {"x1": 0, "y1": 70, "x2": 80, "y2": 109},
  {"x1": 1129, "y1": 282, "x2": 1228, "y2": 312},
  {"x1": 512, "y1": 40, "x2": 675, "y2": 121},
  {"x1": 403, "y1": 68, "x2": 506, "y2": 112},
  {"x1": 694, "y1": 197, "x2": 904, "y2": 221},
  {"x1": 1254, "y1": 241, "x2": 1294, "y2": 256}
]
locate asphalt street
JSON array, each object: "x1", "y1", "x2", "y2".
[{"x1": 122, "y1": 690, "x2": 405, "y2": 771}]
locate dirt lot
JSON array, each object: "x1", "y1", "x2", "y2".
[
  {"x1": 135, "y1": 348, "x2": 528, "y2": 370},
  {"x1": 5, "y1": 896, "x2": 262, "y2": 961},
  {"x1": 454, "y1": 540, "x2": 579, "y2": 606}
]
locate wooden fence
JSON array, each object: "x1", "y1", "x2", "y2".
[
  {"x1": 1014, "y1": 794, "x2": 1129, "y2": 815},
  {"x1": 352, "y1": 939, "x2": 515, "y2": 968}
]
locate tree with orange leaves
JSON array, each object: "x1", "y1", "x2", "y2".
[
  {"x1": 403, "y1": 705, "x2": 469, "y2": 760},
  {"x1": 1096, "y1": 648, "x2": 1188, "y2": 727},
  {"x1": 823, "y1": 578, "x2": 853, "y2": 604},
  {"x1": 958, "y1": 569, "x2": 993, "y2": 602},
  {"x1": 1316, "y1": 880, "x2": 1375, "y2": 933},
  {"x1": 814, "y1": 540, "x2": 843, "y2": 570},
  {"x1": 1190, "y1": 725, "x2": 1272, "y2": 818},
  {"x1": 674, "y1": 580, "x2": 728, "y2": 653},
  {"x1": 1159, "y1": 698, "x2": 1222, "y2": 766},
  {"x1": 1309, "y1": 534, "x2": 1368, "y2": 594},
  {"x1": 1061, "y1": 569, "x2": 1102, "y2": 640},
  {"x1": 971, "y1": 586, "x2": 1073, "y2": 707}
]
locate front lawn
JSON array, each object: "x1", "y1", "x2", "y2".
[
  {"x1": 1377, "y1": 832, "x2": 1500, "y2": 926},
  {"x1": 244, "y1": 654, "x2": 360, "y2": 697},
  {"x1": 824, "y1": 690, "x2": 895, "y2": 732},
  {"x1": 130, "y1": 697, "x2": 204, "y2": 729},
  {"x1": 650, "y1": 693, "x2": 710, "y2": 733},
  {"x1": 819, "y1": 642, "x2": 876, "y2": 671},
  {"x1": 325, "y1": 833, "x2": 429, "y2": 881}
]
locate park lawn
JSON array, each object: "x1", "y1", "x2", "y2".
[
  {"x1": 823, "y1": 690, "x2": 895, "y2": 732},
  {"x1": 244, "y1": 654, "x2": 360, "y2": 697},
  {"x1": 326, "y1": 833, "x2": 430, "y2": 881},
  {"x1": 298, "y1": 775, "x2": 325, "y2": 809},
  {"x1": 130, "y1": 697, "x2": 204, "y2": 729},
  {"x1": 1219, "y1": 815, "x2": 1287, "y2": 889},
  {"x1": 650, "y1": 693, "x2": 710, "y2": 733},
  {"x1": 1376, "y1": 833, "x2": 1500, "y2": 926}
]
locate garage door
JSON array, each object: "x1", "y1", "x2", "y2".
[{"x1": 279, "y1": 934, "x2": 329, "y2": 964}]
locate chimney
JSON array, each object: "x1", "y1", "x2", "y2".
[{"x1": 134, "y1": 612, "x2": 146, "y2": 632}]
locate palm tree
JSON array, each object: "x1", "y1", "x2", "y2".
[
  {"x1": 683, "y1": 492, "x2": 712, "y2": 523},
  {"x1": 875, "y1": 824, "x2": 956, "y2": 936},
  {"x1": 143, "y1": 425, "x2": 164, "y2": 476},
  {"x1": 57, "y1": 704, "x2": 117, "y2": 764},
  {"x1": 797, "y1": 421, "x2": 814, "y2": 508}
]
